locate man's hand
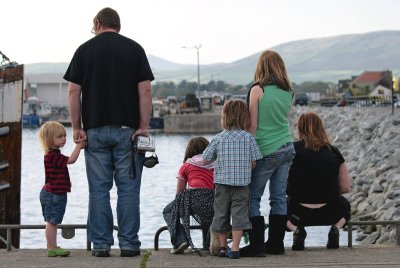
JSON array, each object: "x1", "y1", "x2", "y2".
[
  {"x1": 132, "y1": 128, "x2": 149, "y2": 140},
  {"x1": 73, "y1": 129, "x2": 87, "y2": 148}
]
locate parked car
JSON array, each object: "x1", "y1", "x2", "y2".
[
  {"x1": 179, "y1": 93, "x2": 202, "y2": 114},
  {"x1": 294, "y1": 93, "x2": 308, "y2": 106}
]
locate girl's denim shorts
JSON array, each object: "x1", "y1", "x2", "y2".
[{"x1": 39, "y1": 188, "x2": 67, "y2": 224}]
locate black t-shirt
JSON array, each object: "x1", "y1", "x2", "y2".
[
  {"x1": 64, "y1": 32, "x2": 154, "y2": 130},
  {"x1": 287, "y1": 141, "x2": 345, "y2": 203}
]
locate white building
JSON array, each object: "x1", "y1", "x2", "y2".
[
  {"x1": 24, "y1": 73, "x2": 68, "y2": 107},
  {"x1": 369, "y1": 85, "x2": 392, "y2": 97}
]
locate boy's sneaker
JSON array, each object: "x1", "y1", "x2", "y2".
[
  {"x1": 47, "y1": 246, "x2": 70, "y2": 257},
  {"x1": 226, "y1": 248, "x2": 240, "y2": 259},
  {"x1": 92, "y1": 249, "x2": 111, "y2": 257},
  {"x1": 171, "y1": 241, "x2": 189, "y2": 254}
]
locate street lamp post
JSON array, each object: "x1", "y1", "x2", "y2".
[
  {"x1": 392, "y1": 75, "x2": 395, "y2": 115},
  {"x1": 182, "y1": 44, "x2": 202, "y2": 92}
]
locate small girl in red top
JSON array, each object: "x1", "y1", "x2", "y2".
[
  {"x1": 163, "y1": 136, "x2": 214, "y2": 254},
  {"x1": 38, "y1": 121, "x2": 83, "y2": 257}
]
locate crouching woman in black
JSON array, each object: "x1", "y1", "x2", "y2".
[{"x1": 286, "y1": 112, "x2": 351, "y2": 250}]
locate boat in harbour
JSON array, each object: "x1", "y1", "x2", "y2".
[{"x1": 22, "y1": 96, "x2": 52, "y2": 128}]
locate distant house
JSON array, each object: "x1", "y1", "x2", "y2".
[
  {"x1": 350, "y1": 70, "x2": 392, "y2": 94},
  {"x1": 338, "y1": 79, "x2": 351, "y2": 93},
  {"x1": 25, "y1": 73, "x2": 67, "y2": 107},
  {"x1": 369, "y1": 85, "x2": 392, "y2": 96}
]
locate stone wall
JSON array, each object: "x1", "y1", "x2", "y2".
[
  {"x1": 289, "y1": 106, "x2": 400, "y2": 244},
  {"x1": 164, "y1": 113, "x2": 222, "y2": 133}
]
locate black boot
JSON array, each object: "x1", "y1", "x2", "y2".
[
  {"x1": 292, "y1": 226, "x2": 307, "y2": 251},
  {"x1": 239, "y1": 216, "x2": 266, "y2": 257},
  {"x1": 326, "y1": 225, "x2": 339, "y2": 249},
  {"x1": 265, "y1": 214, "x2": 287, "y2": 255}
]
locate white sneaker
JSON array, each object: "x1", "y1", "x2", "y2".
[{"x1": 171, "y1": 241, "x2": 189, "y2": 254}]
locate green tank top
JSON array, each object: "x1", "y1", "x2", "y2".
[{"x1": 255, "y1": 85, "x2": 292, "y2": 156}]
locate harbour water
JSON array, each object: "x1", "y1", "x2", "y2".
[{"x1": 20, "y1": 128, "x2": 355, "y2": 249}]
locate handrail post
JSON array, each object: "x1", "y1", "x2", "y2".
[
  {"x1": 7, "y1": 228, "x2": 12, "y2": 251},
  {"x1": 396, "y1": 223, "x2": 400, "y2": 246},
  {"x1": 348, "y1": 223, "x2": 353, "y2": 248},
  {"x1": 154, "y1": 226, "x2": 168, "y2": 251}
]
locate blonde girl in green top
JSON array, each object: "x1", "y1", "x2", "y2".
[{"x1": 240, "y1": 50, "x2": 295, "y2": 257}]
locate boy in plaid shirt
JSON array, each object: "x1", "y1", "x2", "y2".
[{"x1": 203, "y1": 99, "x2": 262, "y2": 259}]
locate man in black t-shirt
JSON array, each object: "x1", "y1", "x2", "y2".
[{"x1": 64, "y1": 7, "x2": 154, "y2": 258}]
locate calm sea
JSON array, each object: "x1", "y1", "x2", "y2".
[{"x1": 20, "y1": 128, "x2": 355, "y2": 249}]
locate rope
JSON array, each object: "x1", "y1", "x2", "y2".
[{"x1": 0, "y1": 50, "x2": 18, "y2": 69}]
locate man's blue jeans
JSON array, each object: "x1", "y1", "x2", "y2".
[
  {"x1": 85, "y1": 126, "x2": 144, "y2": 251},
  {"x1": 249, "y1": 143, "x2": 295, "y2": 217}
]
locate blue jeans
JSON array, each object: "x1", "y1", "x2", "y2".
[
  {"x1": 39, "y1": 189, "x2": 67, "y2": 225},
  {"x1": 85, "y1": 126, "x2": 145, "y2": 251},
  {"x1": 249, "y1": 142, "x2": 295, "y2": 217}
]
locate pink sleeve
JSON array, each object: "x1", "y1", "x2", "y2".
[{"x1": 176, "y1": 163, "x2": 188, "y2": 181}]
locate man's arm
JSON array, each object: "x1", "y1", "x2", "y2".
[
  {"x1": 68, "y1": 82, "x2": 86, "y2": 144},
  {"x1": 133, "y1": 80, "x2": 152, "y2": 138}
]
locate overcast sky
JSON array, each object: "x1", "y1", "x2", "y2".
[{"x1": 2, "y1": 0, "x2": 400, "y2": 65}]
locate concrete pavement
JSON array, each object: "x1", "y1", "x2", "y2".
[{"x1": 1, "y1": 244, "x2": 399, "y2": 268}]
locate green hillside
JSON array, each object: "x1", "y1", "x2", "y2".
[
  {"x1": 155, "y1": 31, "x2": 400, "y2": 84},
  {"x1": 25, "y1": 31, "x2": 400, "y2": 85}
]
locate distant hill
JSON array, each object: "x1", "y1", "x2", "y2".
[{"x1": 25, "y1": 30, "x2": 400, "y2": 84}]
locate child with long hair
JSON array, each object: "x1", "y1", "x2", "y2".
[
  {"x1": 203, "y1": 99, "x2": 263, "y2": 259},
  {"x1": 287, "y1": 112, "x2": 351, "y2": 250},
  {"x1": 38, "y1": 121, "x2": 83, "y2": 257},
  {"x1": 163, "y1": 136, "x2": 214, "y2": 254},
  {"x1": 241, "y1": 50, "x2": 295, "y2": 257}
]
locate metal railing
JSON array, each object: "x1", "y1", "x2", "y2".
[
  {"x1": 320, "y1": 95, "x2": 397, "y2": 108},
  {"x1": 347, "y1": 220, "x2": 400, "y2": 247},
  {"x1": 154, "y1": 225, "x2": 207, "y2": 251},
  {"x1": 0, "y1": 224, "x2": 119, "y2": 251},
  {"x1": 2, "y1": 220, "x2": 399, "y2": 251},
  {"x1": 154, "y1": 220, "x2": 400, "y2": 250}
]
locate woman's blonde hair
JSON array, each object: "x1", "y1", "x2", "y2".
[
  {"x1": 254, "y1": 50, "x2": 292, "y2": 91},
  {"x1": 38, "y1": 121, "x2": 66, "y2": 152},
  {"x1": 183, "y1": 136, "x2": 209, "y2": 162},
  {"x1": 297, "y1": 112, "x2": 330, "y2": 151},
  {"x1": 221, "y1": 99, "x2": 250, "y2": 130}
]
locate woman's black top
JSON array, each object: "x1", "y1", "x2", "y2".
[{"x1": 287, "y1": 141, "x2": 345, "y2": 203}]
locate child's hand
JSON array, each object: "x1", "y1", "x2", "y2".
[
  {"x1": 76, "y1": 137, "x2": 87, "y2": 148},
  {"x1": 73, "y1": 129, "x2": 87, "y2": 148}
]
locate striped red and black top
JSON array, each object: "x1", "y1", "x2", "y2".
[{"x1": 42, "y1": 149, "x2": 71, "y2": 193}]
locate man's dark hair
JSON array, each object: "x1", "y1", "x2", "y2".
[{"x1": 94, "y1": 7, "x2": 121, "y2": 32}]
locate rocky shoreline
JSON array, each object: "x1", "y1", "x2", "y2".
[{"x1": 288, "y1": 106, "x2": 400, "y2": 244}]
